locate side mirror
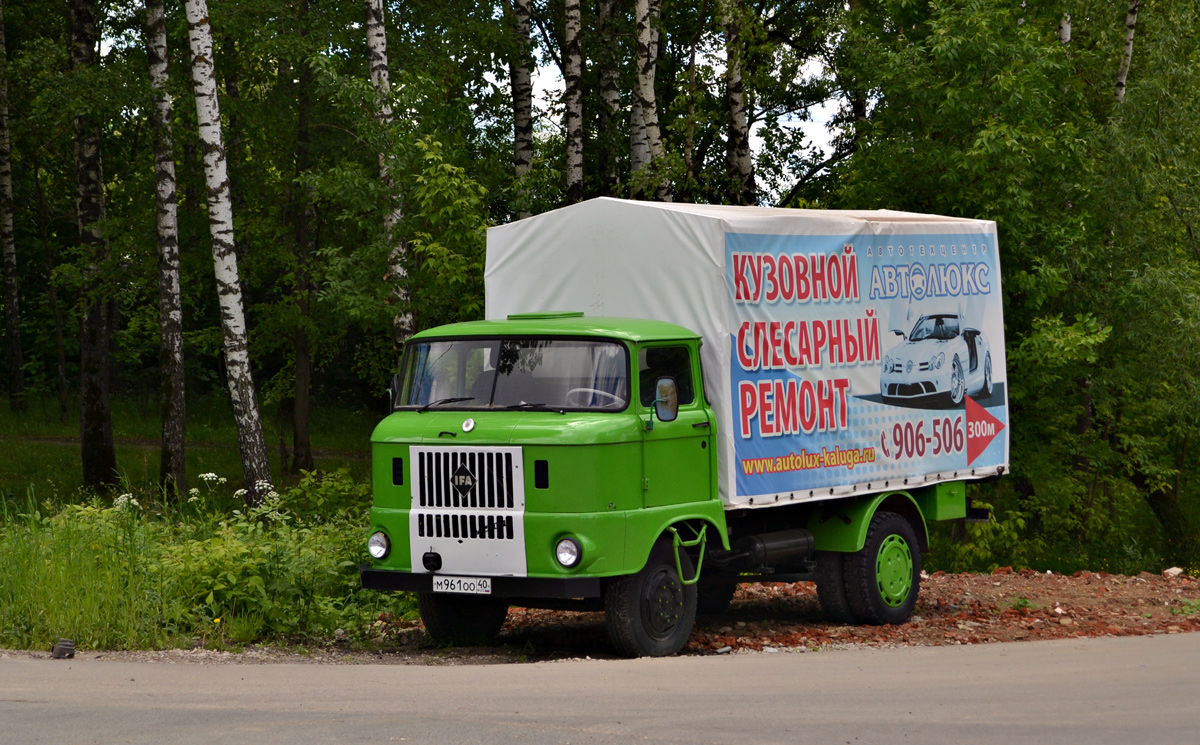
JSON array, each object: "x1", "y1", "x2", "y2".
[
  {"x1": 890, "y1": 328, "x2": 907, "y2": 340},
  {"x1": 654, "y1": 376, "x2": 679, "y2": 423},
  {"x1": 388, "y1": 373, "x2": 402, "y2": 410}
]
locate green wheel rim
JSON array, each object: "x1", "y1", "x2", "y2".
[{"x1": 875, "y1": 534, "x2": 913, "y2": 607}]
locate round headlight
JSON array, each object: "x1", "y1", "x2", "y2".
[
  {"x1": 368, "y1": 531, "x2": 390, "y2": 559},
  {"x1": 937, "y1": 352, "x2": 945, "y2": 369},
  {"x1": 905, "y1": 359, "x2": 913, "y2": 373},
  {"x1": 883, "y1": 355, "x2": 892, "y2": 372},
  {"x1": 555, "y1": 537, "x2": 582, "y2": 568}
]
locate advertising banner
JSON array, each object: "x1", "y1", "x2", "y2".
[{"x1": 727, "y1": 230, "x2": 1009, "y2": 502}]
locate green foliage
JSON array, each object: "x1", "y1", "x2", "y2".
[
  {"x1": 825, "y1": 0, "x2": 1200, "y2": 574},
  {"x1": 0, "y1": 473, "x2": 412, "y2": 652}
]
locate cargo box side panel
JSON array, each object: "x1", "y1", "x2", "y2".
[{"x1": 725, "y1": 224, "x2": 1009, "y2": 507}]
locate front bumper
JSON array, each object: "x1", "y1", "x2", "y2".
[
  {"x1": 881, "y1": 370, "x2": 949, "y2": 399},
  {"x1": 360, "y1": 566, "x2": 603, "y2": 598}
]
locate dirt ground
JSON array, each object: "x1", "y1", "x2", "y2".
[{"x1": 6, "y1": 569, "x2": 1196, "y2": 665}]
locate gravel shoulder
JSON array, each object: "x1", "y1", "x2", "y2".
[{"x1": 4, "y1": 569, "x2": 1197, "y2": 665}]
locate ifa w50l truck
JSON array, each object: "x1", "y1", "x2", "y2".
[{"x1": 361, "y1": 198, "x2": 1010, "y2": 656}]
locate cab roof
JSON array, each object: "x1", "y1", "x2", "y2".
[{"x1": 408, "y1": 313, "x2": 701, "y2": 344}]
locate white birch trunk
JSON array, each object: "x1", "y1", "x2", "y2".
[
  {"x1": 0, "y1": 0, "x2": 24, "y2": 411},
  {"x1": 564, "y1": 0, "x2": 583, "y2": 203},
  {"x1": 364, "y1": 0, "x2": 412, "y2": 344},
  {"x1": 633, "y1": 0, "x2": 670, "y2": 200},
  {"x1": 596, "y1": 0, "x2": 621, "y2": 193},
  {"x1": 1059, "y1": 13, "x2": 1071, "y2": 45},
  {"x1": 184, "y1": 0, "x2": 272, "y2": 500},
  {"x1": 144, "y1": 0, "x2": 186, "y2": 495},
  {"x1": 718, "y1": 0, "x2": 754, "y2": 205},
  {"x1": 1115, "y1": 1, "x2": 1140, "y2": 102},
  {"x1": 630, "y1": 99, "x2": 650, "y2": 174},
  {"x1": 507, "y1": 0, "x2": 534, "y2": 217}
]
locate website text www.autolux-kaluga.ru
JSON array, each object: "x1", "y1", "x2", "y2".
[{"x1": 740, "y1": 446, "x2": 876, "y2": 476}]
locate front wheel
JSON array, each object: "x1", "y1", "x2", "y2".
[
  {"x1": 843, "y1": 511, "x2": 921, "y2": 625},
  {"x1": 418, "y1": 592, "x2": 509, "y2": 646},
  {"x1": 605, "y1": 539, "x2": 698, "y2": 657}
]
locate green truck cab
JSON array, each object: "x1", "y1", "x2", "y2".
[{"x1": 361, "y1": 312, "x2": 966, "y2": 656}]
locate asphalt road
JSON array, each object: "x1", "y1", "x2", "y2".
[{"x1": 2, "y1": 634, "x2": 1198, "y2": 745}]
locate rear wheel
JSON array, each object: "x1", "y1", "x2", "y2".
[
  {"x1": 843, "y1": 511, "x2": 921, "y2": 625},
  {"x1": 605, "y1": 539, "x2": 698, "y2": 657},
  {"x1": 418, "y1": 592, "x2": 509, "y2": 646},
  {"x1": 815, "y1": 551, "x2": 857, "y2": 624}
]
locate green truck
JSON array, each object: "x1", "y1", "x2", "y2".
[{"x1": 361, "y1": 199, "x2": 1009, "y2": 656}]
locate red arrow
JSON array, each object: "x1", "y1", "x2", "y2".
[{"x1": 965, "y1": 396, "x2": 1005, "y2": 465}]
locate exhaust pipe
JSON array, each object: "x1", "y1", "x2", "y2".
[{"x1": 713, "y1": 529, "x2": 815, "y2": 570}]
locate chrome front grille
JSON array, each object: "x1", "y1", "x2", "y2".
[
  {"x1": 408, "y1": 445, "x2": 527, "y2": 576},
  {"x1": 415, "y1": 513, "x2": 515, "y2": 541},
  {"x1": 415, "y1": 449, "x2": 515, "y2": 509}
]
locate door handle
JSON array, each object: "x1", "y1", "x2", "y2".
[{"x1": 692, "y1": 421, "x2": 710, "y2": 428}]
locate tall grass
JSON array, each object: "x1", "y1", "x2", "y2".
[
  {"x1": 0, "y1": 473, "x2": 413, "y2": 651},
  {"x1": 0, "y1": 497, "x2": 186, "y2": 649}
]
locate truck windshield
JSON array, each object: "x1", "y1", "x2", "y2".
[{"x1": 396, "y1": 338, "x2": 630, "y2": 412}]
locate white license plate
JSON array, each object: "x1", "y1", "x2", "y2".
[{"x1": 432, "y1": 576, "x2": 492, "y2": 595}]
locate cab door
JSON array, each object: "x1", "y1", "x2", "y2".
[{"x1": 639, "y1": 343, "x2": 713, "y2": 508}]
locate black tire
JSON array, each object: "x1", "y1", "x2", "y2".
[
  {"x1": 696, "y1": 576, "x2": 738, "y2": 615},
  {"x1": 983, "y1": 353, "x2": 993, "y2": 397},
  {"x1": 844, "y1": 511, "x2": 921, "y2": 625},
  {"x1": 814, "y1": 550, "x2": 857, "y2": 624},
  {"x1": 418, "y1": 592, "x2": 509, "y2": 646},
  {"x1": 605, "y1": 539, "x2": 698, "y2": 657}
]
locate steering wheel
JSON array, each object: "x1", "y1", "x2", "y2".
[{"x1": 565, "y1": 388, "x2": 624, "y2": 407}]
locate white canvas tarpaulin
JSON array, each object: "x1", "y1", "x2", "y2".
[{"x1": 486, "y1": 197, "x2": 1009, "y2": 508}]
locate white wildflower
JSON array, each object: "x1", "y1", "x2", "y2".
[
  {"x1": 233, "y1": 489, "x2": 247, "y2": 499},
  {"x1": 218, "y1": 477, "x2": 227, "y2": 485},
  {"x1": 189, "y1": 488, "x2": 200, "y2": 497},
  {"x1": 200, "y1": 472, "x2": 219, "y2": 483},
  {"x1": 187, "y1": 495, "x2": 199, "y2": 504}
]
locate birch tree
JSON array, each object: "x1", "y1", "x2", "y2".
[
  {"x1": 72, "y1": 0, "x2": 118, "y2": 488},
  {"x1": 718, "y1": 0, "x2": 754, "y2": 205},
  {"x1": 504, "y1": 0, "x2": 534, "y2": 216},
  {"x1": 144, "y1": 0, "x2": 186, "y2": 495},
  {"x1": 1115, "y1": 1, "x2": 1140, "y2": 102},
  {"x1": 595, "y1": 0, "x2": 622, "y2": 194},
  {"x1": 632, "y1": 0, "x2": 670, "y2": 200},
  {"x1": 364, "y1": 0, "x2": 411, "y2": 344},
  {"x1": 563, "y1": 0, "x2": 583, "y2": 203},
  {"x1": 0, "y1": 0, "x2": 24, "y2": 412},
  {"x1": 183, "y1": 0, "x2": 272, "y2": 500}
]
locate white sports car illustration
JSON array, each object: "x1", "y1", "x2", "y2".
[{"x1": 880, "y1": 313, "x2": 993, "y2": 406}]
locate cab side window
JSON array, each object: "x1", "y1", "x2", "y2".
[{"x1": 639, "y1": 346, "x2": 695, "y2": 407}]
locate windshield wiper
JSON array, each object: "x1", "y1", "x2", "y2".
[
  {"x1": 417, "y1": 397, "x2": 475, "y2": 412},
  {"x1": 503, "y1": 402, "x2": 565, "y2": 414}
]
